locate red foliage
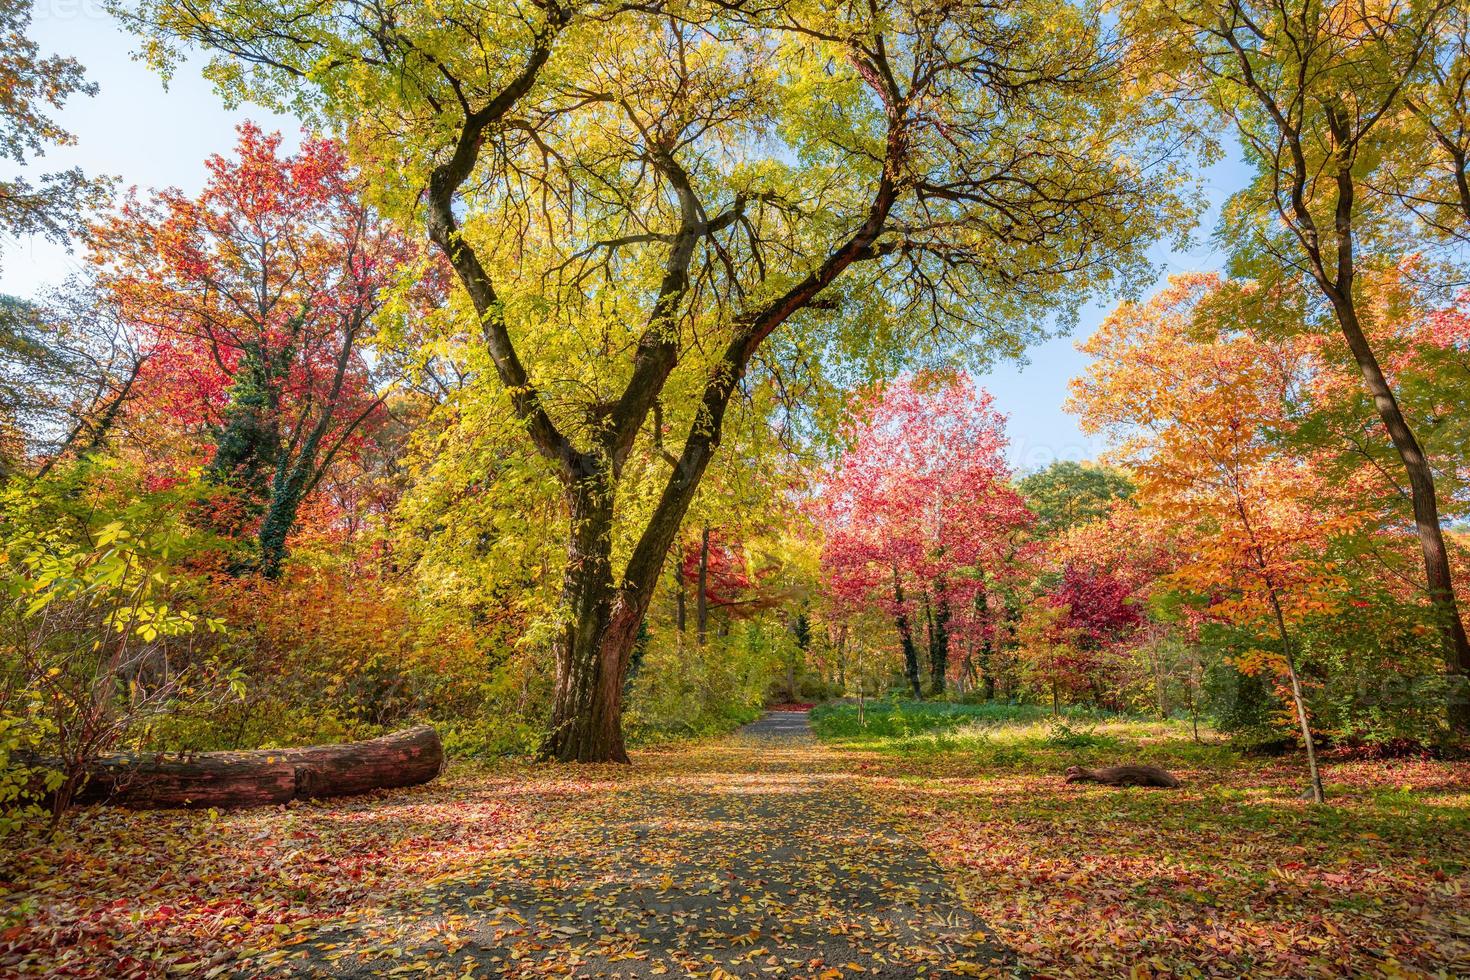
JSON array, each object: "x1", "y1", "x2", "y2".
[
  {"x1": 89, "y1": 123, "x2": 423, "y2": 526},
  {"x1": 680, "y1": 529, "x2": 755, "y2": 611},
  {"x1": 817, "y1": 372, "x2": 1034, "y2": 659},
  {"x1": 1049, "y1": 565, "x2": 1143, "y2": 648}
]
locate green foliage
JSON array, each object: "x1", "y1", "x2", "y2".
[
  {"x1": 1042, "y1": 719, "x2": 1120, "y2": 750},
  {"x1": 1194, "y1": 586, "x2": 1459, "y2": 753},
  {"x1": 0, "y1": 0, "x2": 111, "y2": 265},
  {"x1": 0, "y1": 463, "x2": 232, "y2": 817},
  {"x1": 1017, "y1": 461, "x2": 1134, "y2": 536},
  {"x1": 811, "y1": 699, "x2": 1089, "y2": 740},
  {"x1": 624, "y1": 619, "x2": 782, "y2": 743},
  {"x1": 435, "y1": 647, "x2": 551, "y2": 758},
  {"x1": 0, "y1": 710, "x2": 58, "y2": 835},
  {"x1": 811, "y1": 699, "x2": 1237, "y2": 773}
]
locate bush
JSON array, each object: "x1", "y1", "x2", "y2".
[
  {"x1": 1199, "y1": 595, "x2": 1456, "y2": 754},
  {"x1": 0, "y1": 711, "x2": 57, "y2": 835},
  {"x1": 624, "y1": 618, "x2": 781, "y2": 743},
  {"x1": 0, "y1": 469, "x2": 231, "y2": 822},
  {"x1": 1043, "y1": 719, "x2": 1120, "y2": 750}
]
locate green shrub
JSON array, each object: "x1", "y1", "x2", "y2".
[
  {"x1": 1043, "y1": 719, "x2": 1120, "y2": 750},
  {"x1": 0, "y1": 467, "x2": 230, "y2": 821},
  {"x1": 624, "y1": 617, "x2": 780, "y2": 744}
]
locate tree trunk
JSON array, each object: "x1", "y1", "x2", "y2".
[
  {"x1": 928, "y1": 578, "x2": 950, "y2": 697},
  {"x1": 1268, "y1": 591, "x2": 1325, "y2": 804},
  {"x1": 835, "y1": 623, "x2": 848, "y2": 691},
  {"x1": 674, "y1": 558, "x2": 687, "y2": 634},
  {"x1": 892, "y1": 567, "x2": 923, "y2": 699},
  {"x1": 1300, "y1": 112, "x2": 1470, "y2": 724},
  {"x1": 59, "y1": 726, "x2": 442, "y2": 809},
  {"x1": 1151, "y1": 640, "x2": 1169, "y2": 720},
  {"x1": 978, "y1": 628, "x2": 996, "y2": 701},
  {"x1": 258, "y1": 480, "x2": 304, "y2": 579},
  {"x1": 696, "y1": 525, "x2": 710, "y2": 646},
  {"x1": 1328, "y1": 293, "x2": 1470, "y2": 722},
  {"x1": 539, "y1": 471, "x2": 637, "y2": 763}
]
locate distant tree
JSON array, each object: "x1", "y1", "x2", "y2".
[
  {"x1": 819, "y1": 374, "x2": 1034, "y2": 697},
  {"x1": 0, "y1": 282, "x2": 151, "y2": 476},
  {"x1": 680, "y1": 527, "x2": 754, "y2": 645},
  {"x1": 1018, "y1": 461, "x2": 1134, "y2": 536},
  {"x1": 0, "y1": 0, "x2": 111, "y2": 268}
]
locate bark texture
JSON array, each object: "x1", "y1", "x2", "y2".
[{"x1": 52, "y1": 725, "x2": 442, "y2": 809}]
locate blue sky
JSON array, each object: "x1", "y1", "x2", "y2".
[{"x1": 2, "y1": 1, "x2": 1251, "y2": 470}]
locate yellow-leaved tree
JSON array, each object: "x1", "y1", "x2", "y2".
[{"x1": 120, "y1": 0, "x2": 1196, "y2": 760}]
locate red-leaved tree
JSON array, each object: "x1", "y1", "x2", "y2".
[
  {"x1": 90, "y1": 124, "x2": 421, "y2": 576},
  {"x1": 818, "y1": 373, "x2": 1034, "y2": 696}
]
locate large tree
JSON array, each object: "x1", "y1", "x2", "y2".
[
  {"x1": 1121, "y1": 0, "x2": 1470, "y2": 713},
  {"x1": 123, "y1": 0, "x2": 1193, "y2": 760},
  {"x1": 90, "y1": 125, "x2": 417, "y2": 577},
  {"x1": 1072, "y1": 274, "x2": 1381, "y2": 802}
]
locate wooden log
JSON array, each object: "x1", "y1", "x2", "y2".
[
  {"x1": 287, "y1": 726, "x2": 444, "y2": 800},
  {"x1": 66, "y1": 725, "x2": 444, "y2": 809},
  {"x1": 1064, "y1": 763, "x2": 1181, "y2": 788}
]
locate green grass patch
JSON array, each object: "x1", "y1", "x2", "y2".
[{"x1": 810, "y1": 699, "x2": 1239, "y2": 772}]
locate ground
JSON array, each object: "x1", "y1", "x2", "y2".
[{"x1": 2, "y1": 705, "x2": 1469, "y2": 978}]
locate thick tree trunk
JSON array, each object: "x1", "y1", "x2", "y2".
[
  {"x1": 59, "y1": 726, "x2": 442, "y2": 809},
  {"x1": 539, "y1": 471, "x2": 639, "y2": 763}
]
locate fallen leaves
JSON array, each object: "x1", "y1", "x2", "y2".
[
  {"x1": 0, "y1": 720, "x2": 1013, "y2": 978},
  {"x1": 827, "y1": 713, "x2": 1470, "y2": 979},
  {"x1": 10, "y1": 710, "x2": 1462, "y2": 979},
  {"x1": 0, "y1": 764, "x2": 540, "y2": 978}
]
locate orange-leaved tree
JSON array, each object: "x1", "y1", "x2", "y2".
[{"x1": 1071, "y1": 274, "x2": 1377, "y2": 802}]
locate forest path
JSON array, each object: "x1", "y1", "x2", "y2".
[{"x1": 273, "y1": 710, "x2": 1017, "y2": 979}]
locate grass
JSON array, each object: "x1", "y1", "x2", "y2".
[
  {"x1": 811, "y1": 699, "x2": 1470, "y2": 977},
  {"x1": 810, "y1": 699, "x2": 1236, "y2": 770}
]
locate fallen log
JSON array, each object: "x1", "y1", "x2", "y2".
[
  {"x1": 1064, "y1": 763, "x2": 1181, "y2": 788},
  {"x1": 65, "y1": 725, "x2": 443, "y2": 809}
]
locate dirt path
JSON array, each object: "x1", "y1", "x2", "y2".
[{"x1": 270, "y1": 711, "x2": 1016, "y2": 978}]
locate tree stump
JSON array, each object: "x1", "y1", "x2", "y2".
[{"x1": 63, "y1": 725, "x2": 444, "y2": 809}]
